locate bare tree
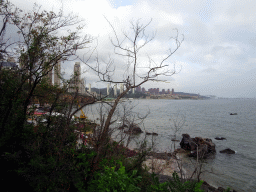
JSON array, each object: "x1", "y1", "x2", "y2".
[
  {"x1": 80, "y1": 17, "x2": 184, "y2": 180},
  {"x1": 169, "y1": 112, "x2": 186, "y2": 151}
]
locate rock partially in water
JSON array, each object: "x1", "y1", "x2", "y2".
[
  {"x1": 215, "y1": 137, "x2": 226, "y2": 140},
  {"x1": 146, "y1": 132, "x2": 158, "y2": 136},
  {"x1": 180, "y1": 134, "x2": 216, "y2": 158},
  {"x1": 118, "y1": 124, "x2": 128, "y2": 129},
  {"x1": 220, "y1": 148, "x2": 235, "y2": 154},
  {"x1": 124, "y1": 123, "x2": 143, "y2": 134}
]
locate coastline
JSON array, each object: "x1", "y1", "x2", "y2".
[
  {"x1": 142, "y1": 151, "x2": 237, "y2": 192},
  {"x1": 128, "y1": 146, "x2": 238, "y2": 192}
]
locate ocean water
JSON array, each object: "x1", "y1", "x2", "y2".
[{"x1": 82, "y1": 98, "x2": 256, "y2": 192}]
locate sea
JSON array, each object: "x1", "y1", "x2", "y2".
[{"x1": 81, "y1": 98, "x2": 256, "y2": 192}]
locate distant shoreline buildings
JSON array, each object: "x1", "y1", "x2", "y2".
[{"x1": 0, "y1": 57, "x2": 213, "y2": 99}]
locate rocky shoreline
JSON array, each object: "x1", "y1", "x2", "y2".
[
  {"x1": 114, "y1": 126, "x2": 238, "y2": 191},
  {"x1": 143, "y1": 150, "x2": 238, "y2": 192}
]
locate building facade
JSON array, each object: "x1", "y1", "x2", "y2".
[
  {"x1": 68, "y1": 62, "x2": 85, "y2": 94},
  {"x1": 54, "y1": 60, "x2": 61, "y2": 86}
]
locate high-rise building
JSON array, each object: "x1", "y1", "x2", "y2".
[
  {"x1": 68, "y1": 62, "x2": 85, "y2": 94},
  {"x1": 107, "y1": 84, "x2": 110, "y2": 95},
  {"x1": 88, "y1": 83, "x2": 91, "y2": 93},
  {"x1": 54, "y1": 60, "x2": 61, "y2": 86},
  {"x1": 120, "y1": 84, "x2": 124, "y2": 94},
  {"x1": 46, "y1": 68, "x2": 52, "y2": 85},
  {"x1": 171, "y1": 88, "x2": 174, "y2": 95},
  {"x1": 114, "y1": 84, "x2": 117, "y2": 96}
]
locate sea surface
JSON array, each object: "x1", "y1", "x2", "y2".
[{"x1": 81, "y1": 98, "x2": 256, "y2": 192}]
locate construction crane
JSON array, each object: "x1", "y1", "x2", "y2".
[
  {"x1": 78, "y1": 104, "x2": 87, "y2": 119},
  {"x1": 74, "y1": 104, "x2": 87, "y2": 119}
]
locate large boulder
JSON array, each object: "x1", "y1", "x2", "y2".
[{"x1": 180, "y1": 134, "x2": 216, "y2": 158}]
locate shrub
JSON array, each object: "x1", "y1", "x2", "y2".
[
  {"x1": 88, "y1": 161, "x2": 142, "y2": 192},
  {"x1": 147, "y1": 171, "x2": 204, "y2": 192}
]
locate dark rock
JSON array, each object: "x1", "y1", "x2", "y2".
[
  {"x1": 201, "y1": 181, "x2": 217, "y2": 191},
  {"x1": 217, "y1": 187, "x2": 225, "y2": 192},
  {"x1": 230, "y1": 113, "x2": 237, "y2": 115},
  {"x1": 220, "y1": 148, "x2": 235, "y2": 154},
  {"x1": 180, "y1": 134, "x2": 192, "y2": 150},
  {"x1": 215, "y1": 137, "x2": 226, "y2": 140},
  {"x1": 124, "y1": 123, "x2": 143, "y2": 134},
  {"x1": 118, "y1": 124, "x2": 128, "y2": 129},
  {"x1": 180, "y1": 134, "x2": 216, "y2": 158},
  {"x1": 146, "y1": 132, "x2": 158, "y2": 136}
]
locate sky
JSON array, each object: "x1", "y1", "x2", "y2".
[{"x1": 7, "y1": 0, "x2": 256, "y2": 98}]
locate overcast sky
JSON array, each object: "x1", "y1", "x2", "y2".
[{"x1": 9, "y1": 0, "x2": 256, "y2": 98}]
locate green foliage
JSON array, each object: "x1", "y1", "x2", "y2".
[
  {"x1": 71, "y1": 149, "x2": 96, "y2": 192},
  {"x1": 224, "y1": 187, "x2": 231, "y2": 192},
  {"x1": 149, "y1": 173, "x2": 169, "y2": 191},
  {"x1": 147, "y1": 172, "x2": 204, "y2": 192},
  {"x1": 167, "y1": 172, "x2": 203, "y2": 192},
  {"x1": 88, "y1": 161, "x2": 142, "y2": 192}
]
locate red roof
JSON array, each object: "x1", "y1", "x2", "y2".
[{"x1": 34, "y1": 111, "x2": 47, "y2": 115}]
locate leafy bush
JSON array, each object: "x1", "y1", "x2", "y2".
[
  {"x1": 147, "y1": 171, "x2": 204, "y2": 192},
  {"x1": 88, "y1": 161, "x2": 142, "y2": 192}
]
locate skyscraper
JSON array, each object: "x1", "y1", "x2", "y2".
[
  {"x1": 54, "y1": 60, "x2": 61, "y2": 86},
  {"x1": 107, "y1": 84, "x2": 110, "y2": 95},
  {"x1": 114, "y1": 84, "x2": 117, "y2": 96},
  {"x1": 68, "y1": 62, "x2": 84, "y2": 93},
  {"x1": 47, "y1": 69, "x2": 52, "y2": 85}
]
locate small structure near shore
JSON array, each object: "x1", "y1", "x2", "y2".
[{"x1": 180, "y1": 134, "x2": 216, "y2": 158}]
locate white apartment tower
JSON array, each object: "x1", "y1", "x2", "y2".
[
  {"x1": 114, "y1": 84, "x2": 117, "y2": 96},
  {"x1": 47, "y1": 69, "x2": 53, "y2": 85},
  {"x1": 88, "y1": 83, "x2": 91, "y2": 93},
  {"x1": 107, "y1": 84, "x2": 110, "y2": 95},
  {"x1": 120, "y1": 84, "x2": 124, "y2": 94},
  {"x1": 68, "y1": 62, "x2": 85, "y2": 94},
  {"x1": 54, "y1": 60, "x2": 61, "y2": 86}
]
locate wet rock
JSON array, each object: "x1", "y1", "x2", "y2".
[
  {"x1": 215, "y1": 137, "x2": 226, "y2": 140},
  {"x1": 180, "y1": 134, "x2": 216, "y2": 158},
  {"x1": 124, "y1": 123, "x2": 143, "y2": 134},
  {"x1": 146, "y1": 132, "x2": 158, "y2": 136},
  {"x1": 220, "y1": 148, "x2": 235, "y2": 154}
]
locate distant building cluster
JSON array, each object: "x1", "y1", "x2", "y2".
[
  {"x1": 0, "y1": 57, "x2": 18, "y2": 70},
  {"x1": 135, "y1": 86, "x2": 172, "y2": 95},
  {"x1": 0, "y1": 57, "x2": 62, "y2": 87},
  {"x1": 1, "y1": 57, "x2": 207, "y2": 99}
]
